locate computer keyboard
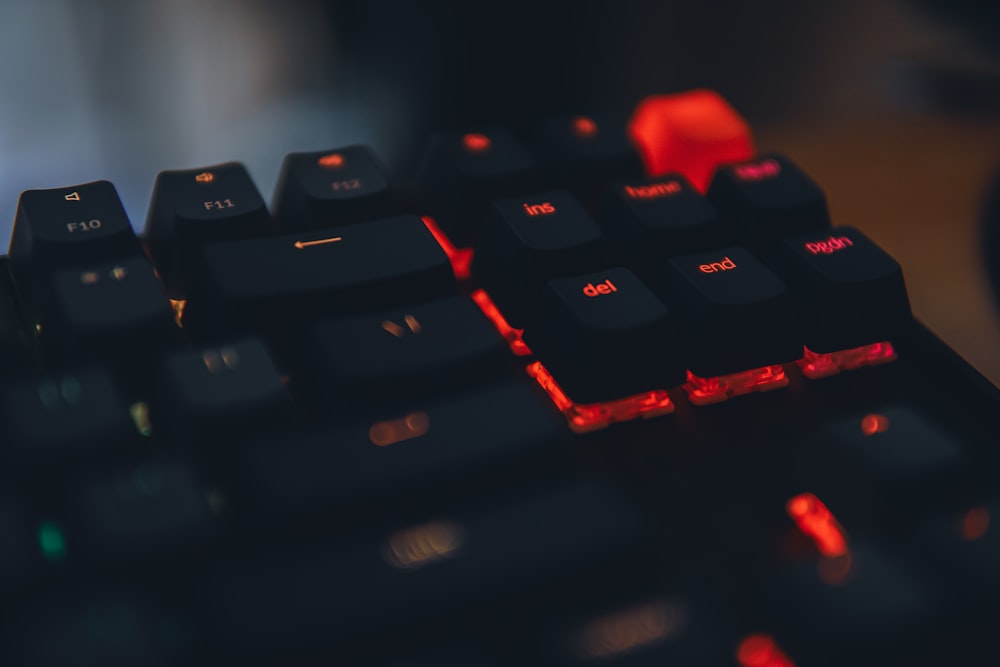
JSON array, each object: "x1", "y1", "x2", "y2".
[{"x1": 1, "y1": 88, "x2": 998, "y2": 666}]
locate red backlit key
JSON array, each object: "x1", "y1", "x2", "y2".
[
  {"x1": 304, "y1": 295, "x2": 509, "y2": 406},
  {"x1": 272, "y1": 145, "x2": 400, "y2": 232},
  {"x1": 659, "y1": 247, "x2": 801, "y2": 377},
  {"x1": 145, "y1": 162, "x2": 273, "y2": 298},
  {"x1": 415, "y1": 128, "x2": 540, "y2": 246},
  {"x1": 9, "y1": 181, "x2": 143, "y2": 320},
  {"x1": 602, "y1": 174, "x2": 725, "y2": 269},
  {"x1": 474, "y1": 191, "x2": 607, "y2": 327},
  {"x1": 184, "y1": 215, "x2": 455, "y2": 342},
  {"x1": 769, "y1": 226, "x2": 911, "y2": 353},
  {"x1": 707, "y1": 154, "x2": 830, "y2": 240},
  {"x1": 628, "y1": 90, "x2": 754, "y2": 191},
  {"x1": 534, "y1": 114, "x2": 644, "y2": 204},
  {"x1": 523, "y1": 268, "x2": 685, "y2": 404}
]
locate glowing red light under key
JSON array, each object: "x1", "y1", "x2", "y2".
[
  {"x1": 737, "y1": 634, "x2": 797, "y2": 667},
  {"x1": 420, "y1": 216, "x2": 474, "y2": 282},
  {"x1": 786, "y1": 492, "x2": 848, "y2": 558},
  {"x1": 682, "y1": 365, "x2": 788, "y2": 406},
  {"x1": 471, "y1": 289, "x2": 530, "y2": 356},
  {"x1": 797, "y1": 341, "x2": 897, "y2": 380},
  {"x1": 527, "y1": 361, "x2": 674, "y2": 433}
]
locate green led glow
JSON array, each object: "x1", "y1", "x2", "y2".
[{"x1": 38, "y1": 521, "x2": 66, "y2": 561}]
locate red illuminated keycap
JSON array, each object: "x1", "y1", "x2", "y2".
[
  {"x1": 629, "y1": 90, "x2": 754, "y2": 191},
  {"x1": 415, "y1": 128, "x2": 540, "y2": 247},
  {"x1": 271, "y1": 145, "x2": 400, "y2": 232},
  {"x1": 659, "y1": 247, "x2": 801, "y2": 378},
  {"x1": 707, "y1": 154, "x2": 830, "y2": 240},
  {"x1": 523, "y1": 268, "x2": 685, "y2": 404},
  {"x1": 473, "y1": 190, "x2": 607, "y2": 327},
  {"x1": 769, "y1": 226, "x2": 911, "y2": 354}
]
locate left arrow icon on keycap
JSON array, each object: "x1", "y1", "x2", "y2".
[{"x1": 64, "y1": 192, "x2": 80, "y2": 201}]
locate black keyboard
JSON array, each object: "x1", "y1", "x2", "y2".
[{"x1": 1, "y1": 89, "x2": 998, "y2": 667}]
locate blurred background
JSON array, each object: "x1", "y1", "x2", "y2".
[{"x1": 2, "y1": 0, "x2": 1000, "y2": 381}]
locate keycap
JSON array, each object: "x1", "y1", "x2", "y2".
[
  {"x1": 8, "y1": 181, "x2": 142, "y2": 281},
  {"x1": 523, "y1": 269, "x2": 685, "y2": 403},
  {"x1": 0, "y1": 499, "x2": 40, "y2": 591},
  {"x1": 1, "y1": 370, "x2": 138, "y2": 467},
  {"x1": 415, "y1": 128, "x2": 540, "y2": 246},
  {"x1": 9, "y1": 593, "x2": 193, "y2": 667},
  {"x1": 40, "y1": 256, "x2": 176, "y2": 364},
  {"x1": 184, "y1": 214, "x2": 455, "y2": 341},
  {"x1": 235, "y1": 383, "x2": 568, "y2": 525},
  {"x1": 707, "y1": 154, "x2": 830, "y2": 240},
  {"x1": 539, "y1": 593, "x2": 730, "y2": 667},
  {"x1": 473, "y1": 191, "x2": 607, "y2": 326},
  {"x1": 205, "y1": 480, "x2": 647, "y2": 662},
  {"x1": 769, "y1": 226, "x2": 912, "y2": 352},
  {"x1": 304, "y1": 296, "x2": 509, "y2": 404},
  {"x1": 912, "y1": 501, "x2": 1000, "y2": 606},
  {"x1": 68, "y1": 460, "x2": 217, "y2": 564},
  {"x1": 534, "y1": 114, "x2": 644, "y2": 202},
  {"x1": 272, "y1": 145, "x2": 400, "y2": 232},
  {"x1": 602, "y1": 174, "x2": 725, "y2": 268},
  {"x1": 799, "y1": 407, "x2": 969, "y2": 531},
  {"x1": 628, "y1": 90, "x2": 754, "y2": 191},
  {"x1": 145, "y1": 162, "x2": 273, "y2": 298},
  {"x1": 659, "y1": 247, "x2": 802, "y2": 377},
  {"x1": 762, "y1": 541, "x2": 930, "y2": 663},
  {"x1": 158, "y1": 338, "x2": 292, "y2": 444}
]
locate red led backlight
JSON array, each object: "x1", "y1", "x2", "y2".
[
  {"x1": 527, "y1": 361, "x2": 674, "y2": 433},
  {"x1": 683, "y1": 365, "x2": 788, "y2": 406},
  {"x1": 420, "y1": 216, "x2": 473, "y2": 281},
  {"x1": 470, "y1": 289, "x2": 531, "y2": 356},
  {"x1": 786, "y1": 493, "x2": 848, "y2": 558},
  {"x1": 317, "y1": 153, "x2": 345, "y2": 168},
  {"x1": 737, "y1": 634, "x2": 797, "y2": 667},
  {"x1": 462, "y1": 132, "x2": 492, "y2": 152},
  {"x1": 629, "y1": 90, "x2": 754, "y2": 191},
  {"x1": 572, "y1": 115, "x2": 599, "y2": 138},
  {"x1": 797, "y1": 341, "x2": 897, "y2": 380}
]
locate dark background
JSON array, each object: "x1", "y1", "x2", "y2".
[{"x1": 2, "y1": 0, "x2": 1000, "y2": 380}]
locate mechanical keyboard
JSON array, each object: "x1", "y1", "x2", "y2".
[{"x1": 1, "y1": 89, "x2": 999, "y2": 666}]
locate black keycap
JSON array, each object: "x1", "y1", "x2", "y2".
[
  {"x1": 68, "y1": 460, "x2": 217, "y2": 564},
  {"x1": 473, "y1": 191, "x2": 607, "y2": 326},
  {"x1": 912, "y1": 500, "x2": 1000, "y2": 607},
  {"x1": 415, "y1": 128, "x2": 540, "y2": 246},
  {"x1": 205, "y1": 480, "x2": 647, "y2": 662},
  {"x1": 235, "y1": 383, "x2": 568, "y2": 525},
  {"x1": 0, "y1": 499, "x2": 40, "y2": 591},
  {"x1": 158, "y1": 338, "x2": 292, "y2": 444},
  {"x1": 539, "y1": 593, "x2": 730, "y2": 667},
  {"x1": 659, "y1": 247, "x2": 802, "y2": 377},
  {"x1": 706, "y1": 154, "x2": 830, "y2": 240},
  {"x1": 184, "y1": 215, "x2": 455, "y2": 340},
  {"x1": 304, "y1": 296, "x2": 508, "y2": 404},
  {"x1": 40, "y1": 256, "x2": 176, "y2": 363},
  {"x1": 9, "y1": 181, "x2": 144, "y2": 322},
  {"x1": 272, "y1": 145, "x2": 400, "y2": 232},
  {"x1": 763, "y1": 541, "x2": 930, "y2": 664},
  {"x1": 10, "y1": 593, "x2": 193, "y2": 667},
  {"x1": 145, "y1": 162, "x2": 273, "y2": 298},
  {"x1": 1, "y1": 370, "x2": 138, "y2": 467},
  {"x1": 769, "y1": 226, "x2": 912, "y2": 352},
  {"x1": 523, "y1": 269, "x2": 685, "y2": 403},
  {"x1": 534, "y1": 114, "x2": 644, "y2": 202},
  {"x1": 602, "y1": 174, "x2": 725, "y2": 268},
  {"x1": 799, "y1": 407, "x2": 969, "y2": 531}
]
